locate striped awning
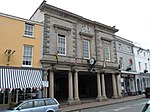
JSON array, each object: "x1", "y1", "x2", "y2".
[{"x1": 0, "y1": 67, "x2": 43, "y2": 90}]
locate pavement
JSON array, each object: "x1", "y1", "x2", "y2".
[{"x1": 61, "y1": 94, "x2": 145, "y2": 112}]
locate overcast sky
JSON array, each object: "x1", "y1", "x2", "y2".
[{"x1": 1, "y1": 0, "x2": 150, "y2": 49}]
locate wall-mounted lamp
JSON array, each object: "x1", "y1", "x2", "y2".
[
  {"x1": 144, "y1": 70, "x2": 148, "y2": 73},
  {"x1": 4, "y1": 49, "x2": 15, "y2": 65}
]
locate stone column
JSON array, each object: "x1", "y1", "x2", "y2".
[
  {"x1": 68, "y1": 71, "x2": 74, "y2": 104},
  {"x1": 96, "y1": 73, "x2": 102, "y2": 101},
  {"x1": 116, "y1": 74, "x2": 122, "y2": 98},
  {"x1": 74, "y1": 71, "x2": 80, "y2": 104},
  {"x1": 101, "y1": 74, "x2": 107, "y2": 100},
  {"x1": 43, "y1": 73, "x2": 47, "y2": 98},
  {"x1": 112, "y1": 73, "x2": 118, "y2": 98},
  {"x1": 49, "y1": 71, "x2": 54, "y2": 98}
]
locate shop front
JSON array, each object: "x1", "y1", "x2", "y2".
[
  {"x1": 0, "y1": 66, "x2": 43, "y2": 107},
  {"x1": 136, "y1": 73, "x2": 150, "y2": 93},
  {"x1": 121, "y1": 71, "x2": 137, "y2": 96}
]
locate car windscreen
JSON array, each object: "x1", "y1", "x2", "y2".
[
  {"x1": 8, "y1": 102, "x2": 23, "y2": 110},
  {"x1": 142, "y1": 104, "x2": 150, "y2": 112}
]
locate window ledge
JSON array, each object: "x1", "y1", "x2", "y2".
[
  {"x1": 79, "y1": 32, "x2": 93, "y2": 38},
  {"x1": 23, "y1": 35, "x2": 35, "y2": 39},
  {"x1": 22, "y1": 65, "x2": 32, "y2": 67},
  {"x1": 53, "y1": 24, "x2": 72, "y2": 31}
]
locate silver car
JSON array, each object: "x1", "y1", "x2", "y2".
[
  {"x1": 141, "y1": 100, "x2": 150, "y2": 112},
  {"x1": 1, "y1": 98, "x2": 61, "y2": 112}
]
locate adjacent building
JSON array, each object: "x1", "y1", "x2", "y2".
[
  {"x1": 133, "y1": 45, "x2": 150, "y2": 94},
  {"x1": 0, "y1": 13, "x2": 44, "y2": 107},
  {"x1": 115, "y1": 36, "x2": 137, "y2": 96},
  {"x1": 31, "y1": 1, "x2": 121, "y2": 104}
]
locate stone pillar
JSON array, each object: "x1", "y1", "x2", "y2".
[
  {"x1": 112, "y1": 73, "x2": 118, "y2": 98},
  {"x1": 116, "y1": 74, "x2": 122, "y2": 98},
  {"x1": 68, "y1": 71, "x2": 74, "y2": 104},
  {"x1": 74, "y1": 71, "x2": 80, "y2": 104},
  {"x1": 96, "y1": 73, "x2": 102, "y2": 101},
  {"x1": 49, "y1": 71, "x2": 54, "y2": 98},
  {"x1": 43, "y1": 73, "x2": 47, "y2": 98},
  {"x1": 101, "y1": 74, "x2": 107, "y2": 100}
]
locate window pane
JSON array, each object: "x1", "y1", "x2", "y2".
[
  {"x1": 21, "y1": 102, "x2": 33, "y2": 109},
  {"x1": 57, "y1": 34, "x2": 66, "y2": 55},
  {"x1": 34, "y1": 100, "x2": 45, "y2": 107},
  {"x1": 83, "y1": 40, "x2": 90, "y2": 59},
  {"x1": 45, "y1": 99, "x2": 57, "y2": 105},
  {"x1": 23, "y1": 45, "x2": 33, "y2": 66},
  {"x1": 24, "y1": 23, "x2": 34, "y2": 37},
  {"x1": 104, "y1": 44, "x2": 110, "y2": 61}
]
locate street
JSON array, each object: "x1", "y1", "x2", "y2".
[{"x1": 78, "y1": 98, "x2": 149, "y2": 112}]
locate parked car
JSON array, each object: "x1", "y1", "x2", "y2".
[
  {"x1": 145, "y1": 87, "x2": 150, "y2": 98},
  {"x1": 141, "y1": 100, "x2": 150, "y2": 112},
  {"x1": 1, "y1": 98, "x2": 61, "y2": 112}
]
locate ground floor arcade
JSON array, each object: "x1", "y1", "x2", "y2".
[{"x1": 44, "y1": 68, "x2": 122, "y2": 104}]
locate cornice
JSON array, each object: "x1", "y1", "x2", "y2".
[{"x1": 38, "y1": 1, "x2": 118, "y2": 34}]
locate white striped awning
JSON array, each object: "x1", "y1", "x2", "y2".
[{"x1": 0, "y1": 67, "x2": 43, "y2": 90}]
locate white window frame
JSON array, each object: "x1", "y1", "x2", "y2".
[
  {"x1": 144, "y1": 52, "x2": 146, "y2": 57},
  {"x1": 24, "y1": 23, "x2": 34, "y2": 37},
  {"x1": 83, "y1": 39, "x2": 90, "y2": 59},
  {"x1": 104, "y1": 44, "x2": 110, "y2": 61},
  {"x1": 137, "y1": 50, "x2": 139, "y2": 55},
  {"x1": 138, "y1": 62, "x2": 141, "y2": 71},
  {"x1": 119, "y1": 57, "x2": 124, "y2": 69},
  {"x1": 145, "y1": 63, "x2": 147, "y2": 70},
  {"x1": 57, "y1": 34, "x2": 66, "y2": 56},
  {"x1": 22, "y1": 45, "x2": 33, "y2": 67},
  {"x1": 127, "y1": 46, "x2": 131, "y2": 52},
  {"x1": 118, "y1": 43, "x2": 122, "y2": 50}
]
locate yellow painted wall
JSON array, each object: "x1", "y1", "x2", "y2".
[{"x1": 0, "y1": 14, "x2": 42, "y2": 68}]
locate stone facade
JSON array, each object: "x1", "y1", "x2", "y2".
[{"x1": 31, "y1": 1, "x2": 122, "y2": 104}]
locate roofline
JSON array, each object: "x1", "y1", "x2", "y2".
[
  {"x1": 30, "y1": 0, "x2": 118, "y2": 33},
  {"x1": 115, "y1": 35, "x2": 133, "y2": 45},
  {"x1": 0, "y1": 12, "x2": 42, "y2": 25},
  {"x1": 30, "y1": 0, "x2": 46, "y2": 20}
]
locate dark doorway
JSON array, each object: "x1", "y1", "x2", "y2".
[
  {"x1": 54, "y1": 71, "x2": 68, "y2": 101},
  {"x1": 78, "y1": 72, "x2": 97, "y2": 99},
  {"x1": 105, "y1": 74, "x2": 113, "y2": 98}
]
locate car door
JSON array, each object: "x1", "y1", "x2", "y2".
[
  {"x1": 32, "y1": 100, "x2": 46, "y2": 112},
  {"x1": 44, "y1": 99, "x2": 59, "y2": 111},
  {"x1": 17, "y1": 101, "x2": 33, "y2": 112}
]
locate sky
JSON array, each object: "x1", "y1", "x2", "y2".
[{"x1": 1, "y1": 0, "x2": 150, "y2": 49}]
